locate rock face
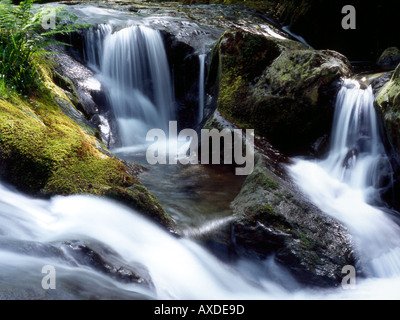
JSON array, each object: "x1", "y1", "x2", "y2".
[
  {"x1": 375, "y1": 64, "x2": 400, "y2": 206},
  {"x1": 201, "y1": 112, "x2": 356, "y2": 287},
  {"x1": 210, "y1": 29, "x2": 352, "y2": 153},
  {"x1": 0, "y1": 60, "x2": 175, "y2": 232},
  {"x1": 231, "y1": 154, "x2": 356, "y2": 287},
  {"x1": 376, "y1": 64, "x2": 400, "y2": 156},
  {"x1": 377, "y1": 47, "x2": 400, "y2": 70}
]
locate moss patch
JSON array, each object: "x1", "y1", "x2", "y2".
[
  {"x1": 376, "y1": 64, "x2": 400, "y2": 156},
  {"x1": 0, "y1": 60, "x2": 174, "y2": 230},
  {"x1": 211, "y1": 29, "x2": 351, "y2": 152}
]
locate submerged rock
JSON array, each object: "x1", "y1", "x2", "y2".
[{"x1": 210, "y1": 29, "x2": 352, "y2": 153}]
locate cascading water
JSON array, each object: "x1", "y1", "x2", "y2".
[
  {"x1": 320, "y1": 79, "x2": 393, "y2": 202},
  {"x1": 289, "y1": 79, "x2": 400, "y2": 279},
  {"x1": 4, "y1": 4, "x2": 400, "y2": 299},
  {"x1": 84, "y1": 24, "x2": 175, "y2": 149},
  {"x1": 0, "y1": 181, "x2": 302, "y2": 300},
  {"x1": 83, "y1": 24, "x2": 112, "y2": 70},
  {"x1": 198, "y1": 53, "x2": 206, "y2": 124}
]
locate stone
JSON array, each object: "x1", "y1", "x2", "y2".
[{"x1": 377, "y1": 47, "x2": 400, "y2": 70}]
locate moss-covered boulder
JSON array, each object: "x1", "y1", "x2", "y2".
[
  {"x1": 231, "y1": 154, "x2": 356, "y2": 287},
  {"x1": 377, "y1": 47, "x2": 400, "y2": 70},
  {"x1": 376, "y1": 64, "x2": 400, "y2": 157},
  {"x1": 0, "y1": 63, "x2": 175, "y2": 231},
  {"x1": 200, "y1": 111, "x2": 356, "y2": 287},
  {"x1": 210, "y1": 29, "x2": 352, "y2": 153}
]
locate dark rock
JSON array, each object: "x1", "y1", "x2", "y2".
[
  {"x1": 210, "y1": 29, "x2": 352, "y2": 154},
  {"x1": 201, "y1": 112, "x2": 357, "y2": 288},
  {"x1": 377, "y1": 47, "x2": 400, "y2": 69},
  {"x1": 375, "y1": 64, "x2": 400, "y2": 209},
  {"x1": 371, "y1": 70, "x2": 394, "y2": 95},
  {"x1": 376, "y1": 64, "x2": 400, "y2": 156},
  {"x1": 231, "y1": 154, "x2": 356, "y2": 287},
  {"x1": 61, "y1": 240, "x2": 154, "y2": 287}
]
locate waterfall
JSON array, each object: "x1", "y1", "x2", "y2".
[
  {"x1": 83, "y1": 24, "x2": 112, "y2": 70},
  {"x1": 198, "y1": 54, "x2": 206, "y2": 124},
  {"x1": 321, "y1": 79, "x2": 393, "y2": 201},
  {"x1": 2, "y1": 72, "x2": 400, "y2": 297},
  {"x1": 84, "y1": 25, "x2": 175, "y2": 149},
  {"x1": 289, "y1": 78, "x2": 400, "y2": 279},
  {"x1": 0, "y1": 181, "x2": 301, "y2": 300}
]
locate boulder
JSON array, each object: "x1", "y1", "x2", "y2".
[
  {"x1": 231, "y1": 154, "x2": 356, "y2": 287},
  {"x1": 0, "y1": 61, "x2": 175, "y2": 232},
  {"x1": 210, "y1": 29, "x2": 352, "y2": 153},
  {"x1": 201, "y1": 111, "x2": 357, "y2": 288},
  {"x1": 375, "y1": 64, "x2": 400, "y2": 207},
  {"x1": 377, "y1": 47, "x2": 400, "y2": 70},
  {"x1": 376, "y1": 64, "x2": 400, "y2": 156}
]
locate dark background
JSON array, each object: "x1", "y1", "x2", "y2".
[{"x1": 277, "y1": 0, "x2": 400, "y2": 62}]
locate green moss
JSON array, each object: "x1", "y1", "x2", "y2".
[
  {"x1": 291, "y1": 229, "x2": 315, "y2": 249},
  {"x1": 104, "y1": 184, "x2": 175, "y2": 230},
  {"x1": 0, "y1": 60, "x2": 174, "y2": 229},
  {"x1": 245, "y1": 203, "x2": 292, "y2": 232},
  {"x1": 376, "y1": 64, "x2": 400, "y2": 156},
  {"x1": 247, "y1": 168, "x2": 280, "y2": 191}
]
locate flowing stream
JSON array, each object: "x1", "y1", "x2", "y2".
[
  {"x1": 198, "y1": 53, "x2": 206, "y2": 124},
  {"x1": 2, "y1": 4, "x2": 400, "y2": 300},
  {"x1": 289, "y1": 79, "x2": 400, "y2": 283},
  {"x1": 84, "y1": 24, "x2": 175, "y2": 149}
]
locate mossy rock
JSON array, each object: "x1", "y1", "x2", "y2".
[
  {"x1": 211, "y1": 29, "x2": 351, "y2": 153},
  {"x1": 376, "y1": 63, "x2": 400, "y2": 157},
  {"x1": 0, "y1": 62, "x2": 175, "y2": 231},
  {"x1": 231, "y1": 154, "x2": 356, "y2": 287},
  {"x1": 377, "y1": 47, "x2": 400, "y2": 70}
]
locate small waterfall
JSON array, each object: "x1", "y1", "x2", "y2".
[
  {"x1": 289, "y1": 78, "x2": 400, "y2": 279},
  {"x1": 84, "y1": 25, "x2": 175, "y2": 148},
  {"x1": 321, "y1": 79, "x2": 393, "y2": 201},
  {"x1": 198, "y1": 53, "x2": 206, "y2": 124},
  {"x1": 83, "y1": 24, "x2": 112, "y2": 70}
]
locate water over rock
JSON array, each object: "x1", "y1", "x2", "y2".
[{"x1": 201, "y1": 111, "x2": 357, "y2": 288}]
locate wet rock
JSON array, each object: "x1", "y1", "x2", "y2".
[
  {"x1": 202, "y1": 111, "x2": 357, "y2": 288},
  {"x1": 375, "y1": 64, "x2": 400, "y2": 208},
  {"x1": 376, "y1": 64, "x2": 400, "y2": 156},
  {"x1": 210, "y1": 29, "x2": 352, "y2": 154},
  {"x1": 62, "y1": 240, "x2": 154, "y2": 287},
  {"x1": 377, "y1": 47, "x2": 400, "y2": 70},
  {"x1": 231, "y1": 154, "x2": 357, "y2": 288}
]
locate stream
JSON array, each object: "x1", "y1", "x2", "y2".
[{"x1": 1, "y1": 2, "x2": 400, "y2": 300}]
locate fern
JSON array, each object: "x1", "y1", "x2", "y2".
[{"x1": 0, "y1": 0, "x2": 90, "y2": 94}]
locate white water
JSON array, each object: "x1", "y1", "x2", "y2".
[
  {"x1": 198, "y1": 53, "x2": 206, "y2": 124},
  {"x1": 2, "y1": 174, "x2": 400, "y2": 299},
  {"x1": 84, "y1": 25, "x2": 175, "y2": 148},
  {"x1": 289, "y1": 79, "x2": 400, "y2": 281},
  {"x1": 0, "y1": 182, "x2": 306, "y2": 300},
  {"x1": 1, "y1": 80, "x2": 400, "y2": 298}
]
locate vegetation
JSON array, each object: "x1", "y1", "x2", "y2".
[
  {"x1": 0, "y1": 0, "x2": 87, "y2": 94},
  {"x1": 0, "y1": 0, "x2": 175, "y2": 229}
]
